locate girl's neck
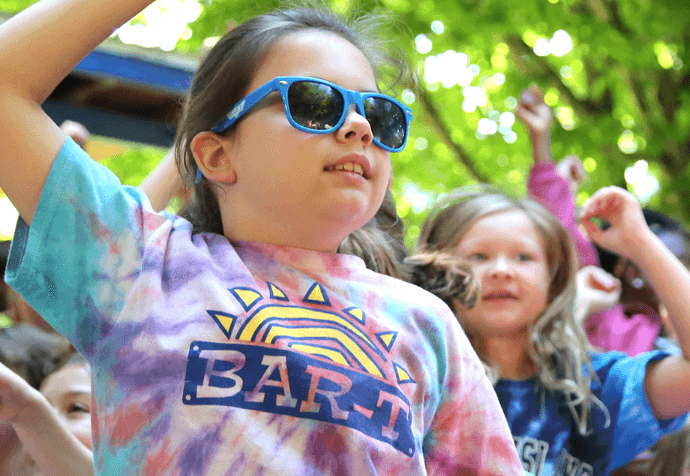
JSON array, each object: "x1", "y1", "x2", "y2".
[{"x1": 483, "y1": 334, "x2": 536, "y2": 380}]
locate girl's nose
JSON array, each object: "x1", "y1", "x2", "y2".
[
  {"x1": 336, "y1": 106, "x2": 373, "y2": 148},
  {"x1": 486, "y1": 256, "x2": 513, "y2": 277}
]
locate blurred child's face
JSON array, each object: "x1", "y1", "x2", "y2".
[
  {"x1": 453, "y1": 210, "x2": 551, "y2": 339},
  {"x1": 39, "y1": 363, "x2": 92, "y2": 449},
  {"x1": 2, "y1": 363, "x2": 92, "y2": 476},
  {"x1": 219, "y1": 30, "x2": 391, "y2": 251}
]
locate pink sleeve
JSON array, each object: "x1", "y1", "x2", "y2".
[
  {"x1": 527, "y1": 161, "x2": 598, "y2": 268},
  {"x1": 585, "y1": 305, "x2": 660, "y2": 356},
  {"x1": 424, "y1": 319, "x2": 524, "y2": 475}
]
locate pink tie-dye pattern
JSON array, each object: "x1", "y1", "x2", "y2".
[
  {"x1": 9, "y1": 139, "x2": 524, "y2": 475},
  {"x1": 106, "y1": 395, "x2": 167, "y2": 447}
]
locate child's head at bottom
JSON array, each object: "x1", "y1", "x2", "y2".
[
  {"x1": 417, "y1": 186, "x2": 603, "y2": 433},
  {"x1": 2, "y1": 352, "x2": 92, "y2": 476},
  {"x1": 174, "y1": 6, "x2": 411, "y2": 252}
]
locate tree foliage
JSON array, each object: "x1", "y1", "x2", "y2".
[
  {"x1": 181, "y1": 0, "x2": 690, "y2": 246},
  {"x1": 4, "y1": 0, "x2": 690, "y2": 247}
]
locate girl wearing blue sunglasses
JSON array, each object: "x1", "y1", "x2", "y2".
[{"x1": 0, "y1": 2, "x2": 524, "y2": 475}]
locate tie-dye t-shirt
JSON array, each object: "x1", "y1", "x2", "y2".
[
  {"x1": 5, "y1": 138, "x2": 524, "y2": 476},
  {"x1": 497, "y1": 351, "x2": 686, "y2": 476}
]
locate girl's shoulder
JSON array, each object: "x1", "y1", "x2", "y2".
[
  {"x1": 588, "y1": 349, "x2": 667, "y2": 370},
  {"x1": 587, "y1": 349, "x2": 672, "y2": 394}
]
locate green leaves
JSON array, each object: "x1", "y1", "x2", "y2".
[{"x1": 4, "y1": 0, "x2": 690, "y2": 241}]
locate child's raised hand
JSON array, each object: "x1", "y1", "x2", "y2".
[
  {"x1": 515, "y1": 85, "x2": 553, "y2": 136},
  {"x1": 556, "y1": 155, "x2": 586, "y2": 192},
  {"x1": 575, "y1": 265, "x2": 621, "y2": 324},
  {"x1": 580, "y1": 186, "x2": 650, "y2": 260},
  {"x1": 0, "y1": 361, "x2": 41, "y2": 426}
]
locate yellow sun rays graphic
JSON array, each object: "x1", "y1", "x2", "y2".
[{"x1": 206, "y1": 281, "x2": 415, "y2": 385}]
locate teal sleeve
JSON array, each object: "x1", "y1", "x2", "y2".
[{"x1": 5, "y1": 137, "x2": 165, "y2": 358}]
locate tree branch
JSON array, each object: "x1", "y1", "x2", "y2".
[
  {"x1": 505, "y1": 34, "x2": 613, "y2": 117},
  {"x1": 415, "y1": 85, "x2": 489, "y2": 182},
  {"x1": 603, "y1": 0, "x2": 633, "y2": 36}
]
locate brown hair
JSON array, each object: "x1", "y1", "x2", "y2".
[
  {"x1": 417, "y1": 185, "x2": 607, "y2": 435},
  {"x1": 612, "y1": 426, "x2": 690, "y2": 476},
  {"x1": 338, "y1": 190, "x2": 479, "y2": 309},
  {"x1": 175, "y1": 6, "x2": 409, "y2": 235},
  {"x1": 404, "y1": 251, "x2": 479, "y2": 310},
  {"x1": 649, "y1": 426, "x2": 690, "y2": 476},
  {"x1": 338, "y1": 190, "x2": 410, "y2": 280},
  {"x1": 0, "y1": 325, "x2": 73, "y2": 389}
]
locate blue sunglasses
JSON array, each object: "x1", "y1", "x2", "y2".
[
  {"x1": 214, "y1": 74, "x2": 411, "y2": 145},
  {"x1": 198, "y1": 76, "x2": 413, "y2": 184}
]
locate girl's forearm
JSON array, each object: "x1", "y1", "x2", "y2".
[
  {"x1": 530, "y1": 131, "x2": 553, "y2": 164},
  {"x1": 12, "y1": 396, "x2": 93, "y2": 476},
  {"x1": 0, "y1": 0, "x2": 154, "y2": 103},
  {"x1": 140, "y1": 148, "x2": 186, "y2": 212},
  {"x1": 634, "y1": 231, "x2": 690, "y2": 359}
]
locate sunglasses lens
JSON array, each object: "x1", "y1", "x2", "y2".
[
  {"x1": 288, "y1": 81, "x2": 344, "y2": 130},
  {"x1": 364, "y1": 97, "x2": 407, "y2": 150}
]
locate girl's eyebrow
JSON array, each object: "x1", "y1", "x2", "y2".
[
  {"x1": 66, "y1": 387, "x2": 92, "y2": 395},
  {"x1": 47, "y1": 387, "x2": 92, "y2": 399}
]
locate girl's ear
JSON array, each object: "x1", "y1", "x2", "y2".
[{"x1": 190, "y1": 131, "x2": 237, "y2": 184}]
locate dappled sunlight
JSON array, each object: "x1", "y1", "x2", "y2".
[
  {"x1": 115, "y1": 0, "x2": 202, "y2": 51},
  {"x1": 618, "y1": 130, "x2": 638, "y2": 154},
  {"x1": 0, "y1": 195, "x2": 18, "y2": 241},
  {"x1": 554, "y1": 106, "x2": 576, "y2": 130},
  {"x1": 528, "y1": 30, "x2": 573, "y2": 58},
  {"x1": 415, "y1": 34, "x2": 433, "y2": 54},
  {"x1": 430, "y1": 20, "x2": 444, "y2": 34},
  {"x1": 424, "y1": 50, "x2": 474, "y2": 87},
  {"x1": 625, "y1": 160, "x2": 660, "y2": 204}
]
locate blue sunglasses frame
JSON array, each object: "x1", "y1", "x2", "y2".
[
  {"x1": 212, "y1": 75, "x2": 412, "y2": 147},
  {"x1": 198, "y1": 76, "x2": 413, "y2": 184}
]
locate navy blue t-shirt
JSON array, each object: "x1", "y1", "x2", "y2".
[{"x1": 496, "y1": 351, "x2": 686, "y2": 476}]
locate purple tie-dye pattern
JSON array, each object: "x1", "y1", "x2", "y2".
[
  {"x1": 6, "y1": 137, "x2": 525, "y2": 475},
  {"x1": 177, "y1": 420, "x2": 226, "y2": 475},
  {"x1": 304, "y1": 425, "x2": 354, "y2": 475}
]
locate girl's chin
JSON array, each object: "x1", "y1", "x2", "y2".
[{"x1": 468, "y1": 320, "x2": 532, "y2": 338}]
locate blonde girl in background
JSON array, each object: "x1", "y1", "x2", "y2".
[
  {"x1": 416, "y1": 185, "x2": 690, "y2": 476},
  {"x1": 0, "y1": 0, "x2": 524, "y2": 474}
]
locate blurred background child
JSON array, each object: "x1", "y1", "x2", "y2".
[
  {"x1": 415, "y1": 184, "x2": 690, "y2": 475},
  {"x1": 517, "y1": 85, "x2": 690, "y2": 357},
  {"x1": 0, "y1": 350, "x2": 92, "y2": 476}
]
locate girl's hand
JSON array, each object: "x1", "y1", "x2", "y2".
[
  {"x1": 556, "y1": 154, "x2": 586, "y2": 192},
  {"x1": 575, "y1": 265, "x2": 621, "y2": 324},
  {"x1": 515, "y1": 86, "x2": 553, "y2": 137},
  {"x1": 580, "y1": 186, "x2": 651, "y2": 259},
  {"x1": 0, "y1": 362, "x2": 42, "y2": 427},
  {"x1": 59, "y1": 120, "x2": 90, "y2": 150}
]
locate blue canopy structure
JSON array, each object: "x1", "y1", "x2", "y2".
[{"x1": 44, "y1": 42, "x2": 197, "y2": 147}]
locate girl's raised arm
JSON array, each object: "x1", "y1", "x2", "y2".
[
  {"x1": 140, "y1": 148, "x2": 188, "y2": 213},
  {"x1": 581, "y1": 186, "x2": 690, "y2": 420},
  {"x1": 0, "y1": 0, "x2": 154, "y2": 224},
  {"x1": 515, "y1": 85, "x2": 553, "y2": 165},
  {"x1": 0, "y1": 361, "x2": 93, "y2": 476}
]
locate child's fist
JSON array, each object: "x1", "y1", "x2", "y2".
[
  {"x1": 0, "y1": 362, "x2": 41, "y2": 426},
  {"x1": 580, "y1": 186, "x2": 649, "y2": 259},
  {"x1": 575, "y1": 265, "x2": 621, "y2": 324},
  {"x1": 556, "y1": 154, "x2": 586, "y2": 193},
  {"x1": 59, "y1": 120, "x2": 90, "y2": 149},
  {"x1": 516, "y1": 85, "x2": 553, "y2": 135}
]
